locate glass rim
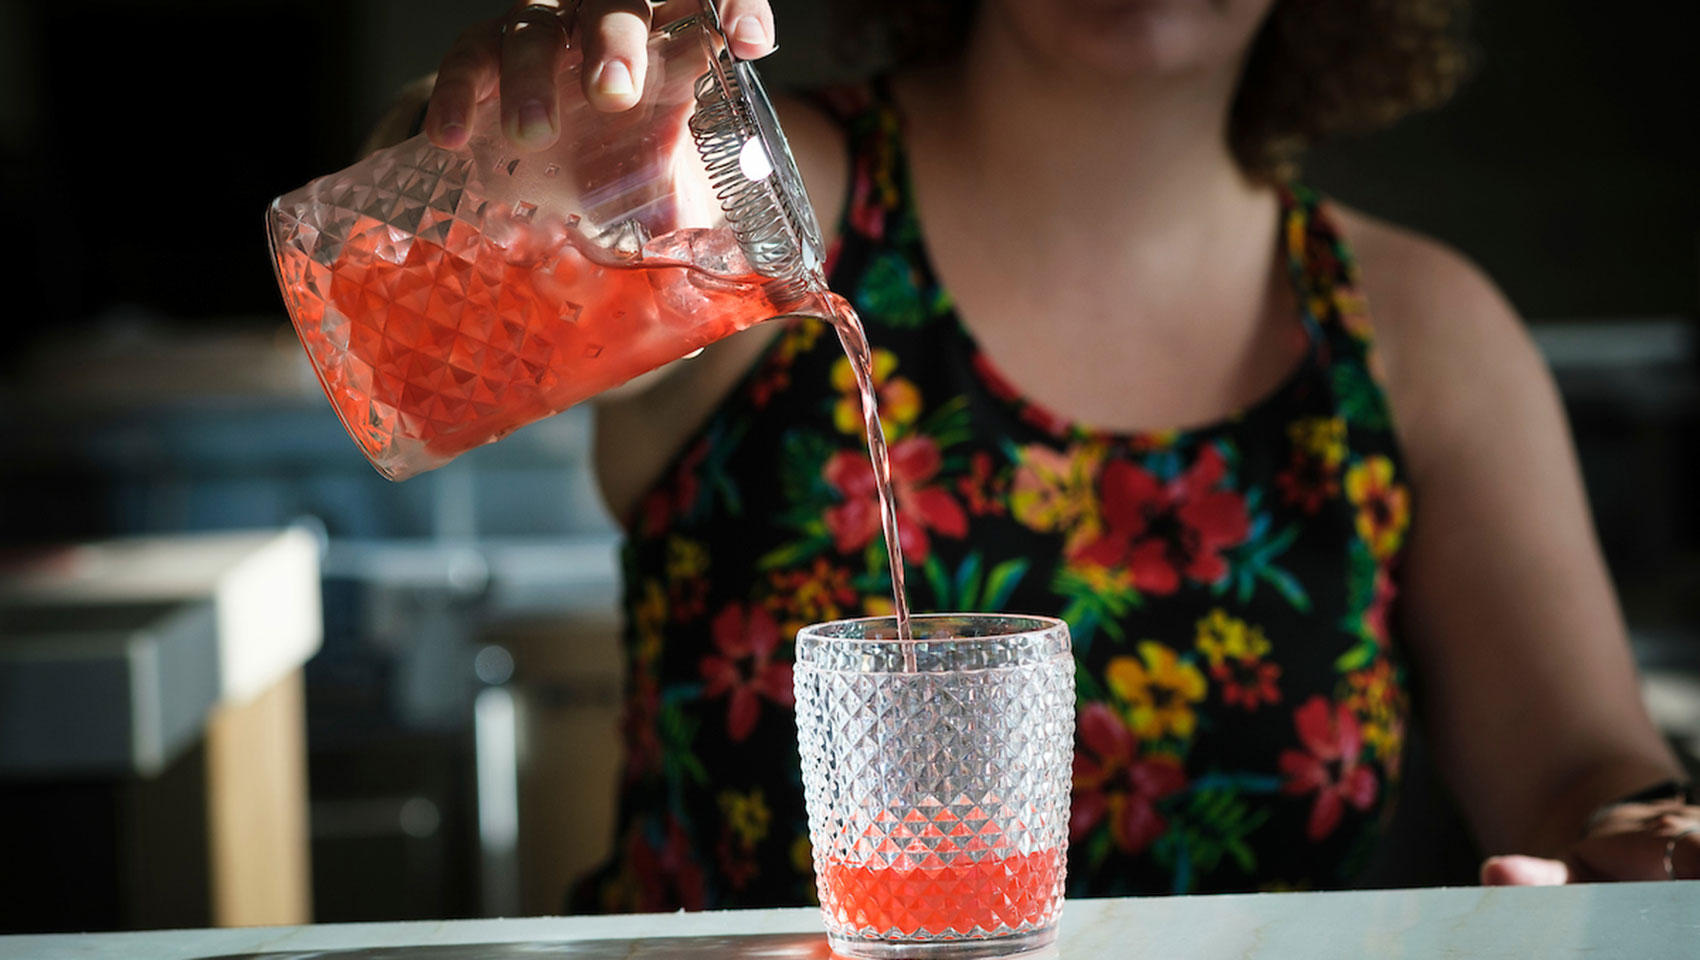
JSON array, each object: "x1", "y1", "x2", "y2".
[{"x1": 795, "y1": 613, "x2": 1068, "y2": 643}]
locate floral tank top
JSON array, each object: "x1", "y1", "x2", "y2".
[{"x1": 572, "y1": 81, "x2": 1413, "y2": 912}]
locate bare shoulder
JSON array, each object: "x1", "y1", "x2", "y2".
[
  {"x1": 1328, "y1": 204, "x2": 1554, "y2": 471},
  {"x1": 1329, "y1": 204, "x2": 1528, "y2": 373}
]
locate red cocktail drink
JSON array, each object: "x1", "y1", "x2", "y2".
[
  {"x1": 272, "y1": 218, "x2": 787, "y2": 479},
  {"x1": 819, "y1": 848, "x2": 1062, "y2": 936}
]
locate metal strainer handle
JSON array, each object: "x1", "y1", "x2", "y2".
[{"x1": 686, "y1": 11, "x2": 826, "y2": 306}]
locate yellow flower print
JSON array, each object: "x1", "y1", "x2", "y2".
[
  {"x1": 778, "y1": 318, "x2": 824, "y2": 363},
  {"x1": 666, "y1": 536, "x2": 709, "y2": 582},
  {"x1": 1346, "y1": 660, "x2": 1405, "y2": 767},
  {"x1": 1345, "y1": 455, "x2": 1411, "y2": 560},
  {"x1": 831, "y1": 349, "x2": 921, "y2": 436},
  {"x1": 767, "y1": 557, "x2": 859, "y2": 638},
  {"x1": 791, "y1": 834, "x2": 814, "y2": 875},
  {"x1": 1193, "y1": 609, "x2": 1272, "y2": 669},
  {"x1": 1337, "y1": 288, "x2": 1374, "y2": 343},
  {"x1": 718, "y1": 789, "x2": 771, "y2": 849},
  {"x1": 1068, "y1": 560, "x2": 1137, "y2": 595},
  {"x1": 1285, "y1": 211, "x2": 1306, "y2": 270},
  {"x1": 634, "y1": 578, "x2": 667, "y2": 664},
  {"x1": 1106, "y1": 641, "x2": 1208, "y2": 740},
  {"x1": 1287, "y1": 417, "x2": 1347, "y2": 469},
  {"x1": 1010, "y1": 442, "x2": 1105, "y2": 556}
]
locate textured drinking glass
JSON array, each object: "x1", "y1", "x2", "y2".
[
  {"x1": 794, "y1": 614, "x2": 1075, "y2": 959},
  {"x1": 266, "y1": 0, "x2": 824, "y2": 480}
]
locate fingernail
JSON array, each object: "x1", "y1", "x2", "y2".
[
  {"x1": 731, "y1": 16, "x2": 768, "y2": 49},
  {"x1": 595, "y1": 59, "x2": 634, "y2": 97},
  {"x1": 438, "y1": 120, "x2": 465, "y2": 142},
  {"x1": 518, "y1": 100, "x2": 550, "y2": 139}
]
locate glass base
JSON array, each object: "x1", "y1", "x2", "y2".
[{"x1": 826, "y1": 924, "x2": 1057, "y2": 960}]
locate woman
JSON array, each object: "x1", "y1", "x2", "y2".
[{"x1": 408, "y1": 0, "x2": 1695, "y2": 905}]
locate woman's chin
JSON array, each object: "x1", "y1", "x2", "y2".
[{"x1": 991, "y1": 0, "x2": 1274, "y2": 83}]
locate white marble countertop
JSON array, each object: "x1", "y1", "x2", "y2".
[{"x1": 5, "y1": 883, "x2": 1696, "y2": 959}]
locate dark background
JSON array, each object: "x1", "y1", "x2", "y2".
[
  {"x1": 0, "y1": 0, "x2": 1694, "y2": 331},
  {"x1": 0, "y1": 0, "x2": 1696, "y2": 931}
]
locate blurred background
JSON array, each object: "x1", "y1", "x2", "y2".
[{"x1": 0, "y1": 0, "x2": 1696, "y2": 935}]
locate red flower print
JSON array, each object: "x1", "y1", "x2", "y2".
[
  {"x1": 621, "y1": 816, "x2": 706, "y2": 912},
  {"x1": 1075, "y1": 446, "x2": 1250, "y2": 594},
  {"x1": 1363, "y1": 566, "x2": 1397, "y2": 646},
  {"x1": 1071, "y1": 703, "x2": 1188, "y2": 854},
  {"x1": 636, "y1": 438, "x2": 710, "y2": 537},
  {"x1": 1210, "y1": 659, "x2": 1282, "y2": 711},
  {"x1": 1278, "y1": 696, "x2": 1378, "y2": 841},
  {"x1": 956, "y1": 450, "x2": 1007, "y2": 517},
  {"x1": 1275, "y1": 449, "x2": 1340, "y2": 514},
  {"x1": 822, "y1": 436, "x2": 969, "y2": 563},
  {"x1": 848, "y1": 158, "x2": 887, "y2": 241},
  {"x1": 970, "y1": 352, "x2": 1071, "y2": 437},
  {"x1": 700, "y1": 603, "x2": 795, "y2": 742},
  {"x1": 620, "y1": 671, "x2": 663, "y2": 784}
]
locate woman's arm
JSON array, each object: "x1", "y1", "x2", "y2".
[{"x1": 1338, "y1": 207, "x2": 1689, "y2": 879}]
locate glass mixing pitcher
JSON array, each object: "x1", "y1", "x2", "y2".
[{"x1": 266, "y1": 0, "x2": 826, "y2": 480}]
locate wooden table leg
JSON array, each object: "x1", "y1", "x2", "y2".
[{"x1": 203, "y1": 670, "x2": 312, "y2": 926}]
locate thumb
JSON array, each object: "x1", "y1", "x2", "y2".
[{"x1": 1480, "y1": 854, "x2": 1571, "y2": 886}]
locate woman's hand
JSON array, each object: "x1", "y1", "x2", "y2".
[
  {"x1": 423, "y1": 0, "x2": 776, "y2": 151},
  {"x1": 1481, "y1": 798, "x2": 1700, "y2": 884}
]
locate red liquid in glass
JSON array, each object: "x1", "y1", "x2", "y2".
[
  {"x1": 278, "y1": 223, "x2": 789, "y2": 477},
  {"x1": 819, "y1": 848, "x2": 1061, "y2": 935}
]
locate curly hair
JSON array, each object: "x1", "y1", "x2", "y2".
[{"x1": 828, "y1": 0, "x2": 1471, "y2": 179}]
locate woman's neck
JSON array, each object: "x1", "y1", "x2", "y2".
[{"x1": 911, "y1": 16, "x2": 1266, "y2": 262}]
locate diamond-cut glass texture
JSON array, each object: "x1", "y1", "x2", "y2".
[
  {"x1": 794, "y1": 616, "x2": 1074, "y2": 953},
  {"x1": 267, "y1": 132, "x2": 795, "y2": 481},
  {"x1": 268, "y1": 139, "x2": 578, "y2": 480}
]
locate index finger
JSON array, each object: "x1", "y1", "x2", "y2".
[
  {"x1": 425, "y1": 20, "x2": 503, "y2": 148},
  {"x1": 577, "y1": 0, "x2": 653, "y2": 112},
  {"x1": 717, "y1": 0, "x2": 777, "y2": 60}
]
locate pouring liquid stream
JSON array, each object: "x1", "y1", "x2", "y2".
[{"x1": 809, "y1": 290, "x2": 915, "y2": 654}]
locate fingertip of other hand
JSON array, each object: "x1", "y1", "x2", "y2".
[{"x1": 1480, "y1": 855, "x2": 1569, "y2": 886}]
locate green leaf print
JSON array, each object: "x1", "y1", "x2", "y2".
[
  {"x1": 778, "y1": 430, "x2": 836, "y2": 509},
  {"x1": 1075, "y1": 660, "x2": 1108, "y2": 705},
  {"x1": 760, "y1": 431, "x2": 844, "y2": 570},
  {"x1": 914, "y1": 396, "x2": 972, "y2": 452},
  {"x1": 1335, "y1": 539, "x2": 1381, "y2": 669},
  {"x1": 981, "y1": 558, "x2": 1031, "y2": 611},
  {"x1": 1333, "y1": 363, "x2": 1391, "y2": 431},
  {"x1": 1053, "y1": 566, "x2": 1140, "y2": 653},
  {"x1": 1343, "y1": 538, "x2": 1379, "y2": 620},
  {"x1": 1219, "y1": 518, "x2": 1310, "y2": 612},
  {"x1": 695, "y1": 419, "x2": 748, "y2": 518},
  {"x1": 1258, "y1": 566, "x2": 1311, "y2": 612},
  {"x1": 758, "y1": 534, "x2": 832, "y2": 571},
  {"x1": 1334, "y1": 638, "x2": 1380, "y2": 673},
  {"x1": 1160, "y1": 786, "x2": 1272, "y2": 892},
  {"x1": 1086, "y1": 827, "x2": 1116, "y2": 871},
  {"x1": 922, "y1": 554, "x2": 1031, "y2": 612},
  {"x1": 658, "y1": 701, "x2": 707, "y2": 787},
  {"x1": 955, "y1": 553, "x2": 983, "y2": 610},
  {"x1": 857, "y1": 251, "x2": 929, "y2": 328}
]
